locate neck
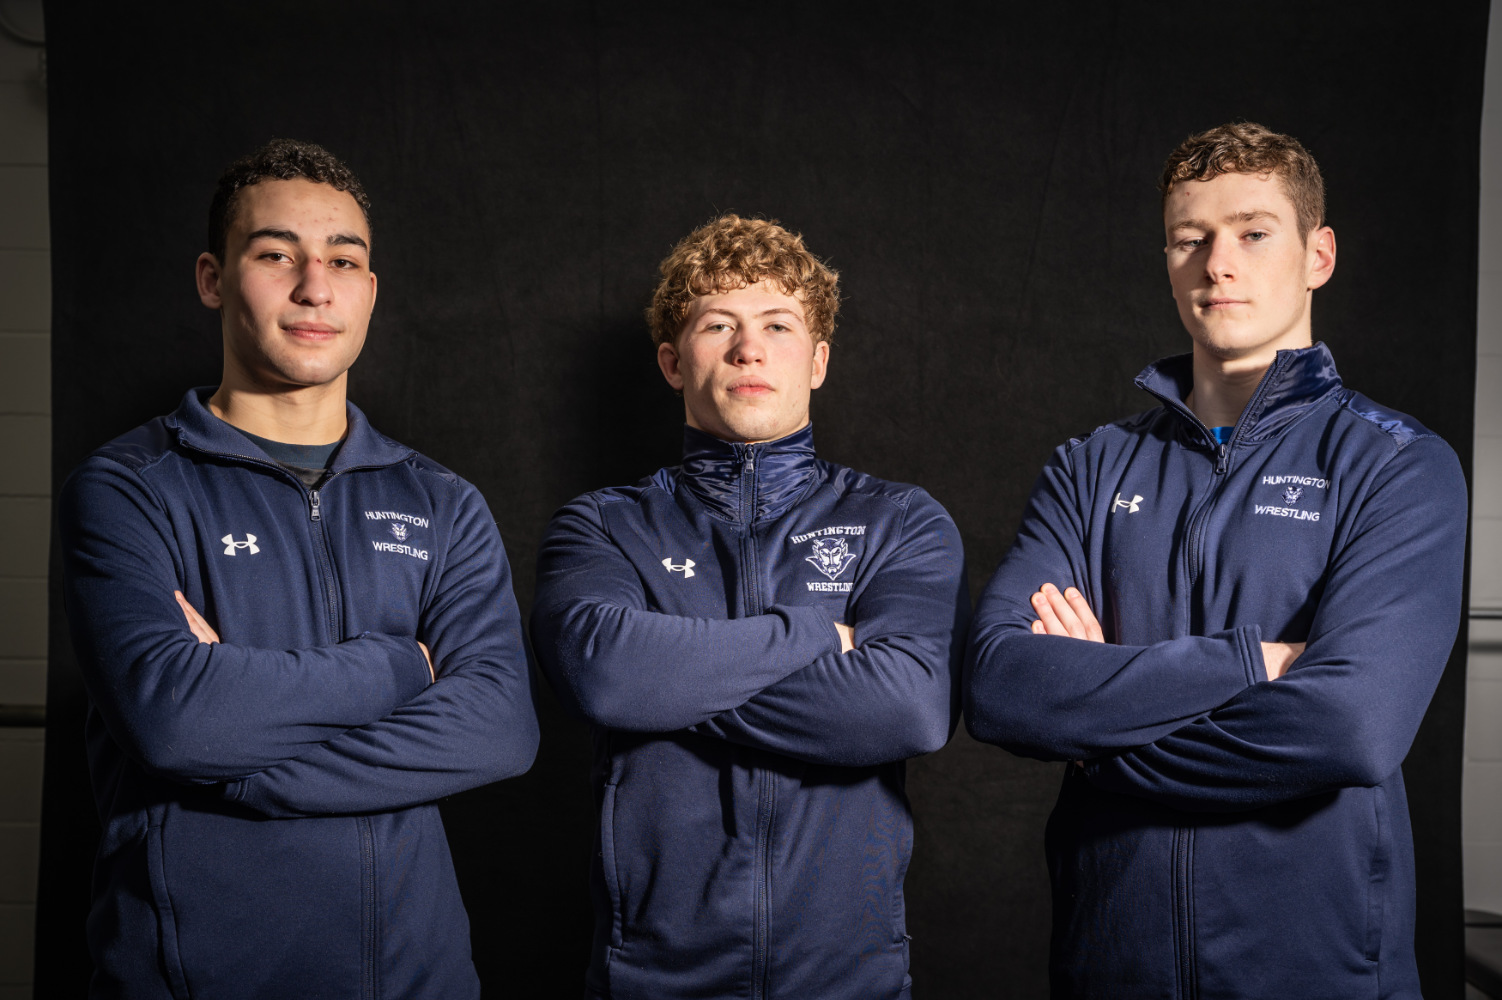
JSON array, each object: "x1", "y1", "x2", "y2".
[
  {"x1": 208, "y1": 374, "x2": 349, "y2": 445},
  {"x1": 1186, "y1": 340, "x2": 1307, "y2": 429}
]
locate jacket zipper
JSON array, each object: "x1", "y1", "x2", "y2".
[
  {"x1": 737, "y1": 445, "x2": 775, "y2": 1000},
  {"x1": 307, "y1": 480, "x2": 344, "y2": 644}
]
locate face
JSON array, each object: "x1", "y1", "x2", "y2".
[
  {"x1": 196, "y1": 178, "x2": 377, "y2": 394},
  {"x1": 657, "y1": 279, "x2": 829, "y2": 443},
  {"x1": 1164, "y1": 170, "x2": 1335, "y2": 364}
]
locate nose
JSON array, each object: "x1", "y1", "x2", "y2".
[
  {"x1": 292, "y1": 257, "x2": 333, "y2": 307},
  {"x1": 1203, "y1": 236, "x2": 1236, "y2": 283},
  {"x1": 728, "y1": 325, "x2": 766, "y2": 364}
]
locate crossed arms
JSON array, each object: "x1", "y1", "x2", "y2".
[
  {"x1": 530, "y1": 492, "x2": 968, "y2": 768},
  {"x1": 62, "y1": 458, "x2": 539, "y2": 819},
  {"x1": 964, "y1": 435, "x2": 1468, "y2": 812}
]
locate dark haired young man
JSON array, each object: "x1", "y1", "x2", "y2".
[
  {"x1": 61, "y1": 139, "x2": 539, "y2": 999},
  {"x1": 531, "y1": 215, "x2": 968, "y2": 1000},
  {"x1": 964, "y1": 121, "x2": 1467, "y2": 998}
]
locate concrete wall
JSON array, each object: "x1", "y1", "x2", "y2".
[
  {"x1": 1466, "y1": 0, "x2": 1502, "y2": 921},
  {"x1": 0, "y1": 4, "x2": 49, "y2": 996}
]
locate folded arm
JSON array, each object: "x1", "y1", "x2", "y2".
[
  {"x1": 61, "y1": 460, "x2": 433, "y2": 784},
  {"x1": 530, "y1": 496, "x2": 843, "y2": 731},
  {"x1": 963, "y1": 449, "x2": 1263, "y2": 760},
  {"x1": 1083, "y1": 439, "x2": 1467, "y2": 811},
  {"x1": 228, "y1": 487, "x2": 540, "y2": 817},
  {"x1": 690, "y1": 494, "x2": 968, "y2": 766}
]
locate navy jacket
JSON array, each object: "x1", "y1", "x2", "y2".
[
  {"x1": 61, "y1": 388, "x2": 539, "y2": 1000},
  {"x1": 965, "y1": 344, "x2": 1467, "y2": 999},
  {"x1": 531, "y1": 425, "x2": 968, "y2": 1000}
]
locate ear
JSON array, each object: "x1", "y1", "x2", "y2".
[
  {"x1": 809, "y1": 339, "x2": 830, "y2": 390},
  {"x1": 196, "y1": 252, "x2": 224, "y2": 309},
  {"x1": 657, "y1": 340, "x2": 684, "y2": 391},
  {"x1": 1306, "y1": 225, "x2": 1336, "y2": 291},
  {"x1": 368, "y1": 270, "x2": 379, "y2": 314}
]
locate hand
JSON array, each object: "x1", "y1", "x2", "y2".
[
  {"x1": 418, "y1": 641, "x2": 435, "y2": 682},
  {"x1": 174, "y1": 590, "x2": 221, "y2": 645},
  {"x1": 1030, "y1": 583, "x2": 1103, "y2": 643},
  {"x1": 834, "y1": 622, "x2": 855, "y2": 654},
  {"x1": 1259, "y1": 641, "x2": 1305, "y2": 681}
]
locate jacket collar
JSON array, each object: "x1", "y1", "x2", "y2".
[
  {"x1": 678, "y1": 423, "x2": 820, "y2": 523},
  {"x1": 165, "y1": 387, "x2": 414, "y2": 472},
  {"x1": 1135, "y1": 341, "x2": 1344, "y2": 447}
]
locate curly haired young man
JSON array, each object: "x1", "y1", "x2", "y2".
[{"x1": 532, "y1": 215, "x2": 969, "y2": 1000}]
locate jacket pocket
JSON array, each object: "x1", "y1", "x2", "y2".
[
  {"x1": 600, "y1": 781, "x2": 626, "y2": 951},
  {"x1": 143, "y1": 824, "x2": 191, "y2": 1000},
  {"x1": 1365, "y1": 785, "x2": 1391, "y2": 963}
]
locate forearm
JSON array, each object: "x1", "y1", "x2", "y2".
[
  {"x1": 533, "y1": 599, "x2": 842, "y2": 731},
  {"x1": 964, "y1": 622, "x2": 1262, "y2": 760},
  {"x1": 691, "y1": 637, "x2": 957, "y2": 767},
  {"x1": 227, "y1": 662, "x2": 539, "y2": 816}
]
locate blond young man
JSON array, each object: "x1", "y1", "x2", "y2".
[
  {"x1": 964, "y1": 123, "x2": 1467, "y2": 999},
  {"x1": 532, "y1": 216, "x2": 968, "y2": 1000}
]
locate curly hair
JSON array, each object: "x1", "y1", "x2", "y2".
[
  {"x1": 1160, "y1": 122, "x2": 1324, "y2": 241},
  {"x1": 647, "y1": 215, "x2": 840, "y2": 347},
  {"x1": 207, "y1": 138, "x2": 372, "y2": 262}
]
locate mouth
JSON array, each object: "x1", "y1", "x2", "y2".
[
  {"x1": 1198, "y1": 298, "x2": 1247, "y2": 311},
  {"x1": 283, "y1": 322, "x2": 340, "y2": 341},
  {"x1": 727, "y1": 378, "x2": 773, "y2": 396}
]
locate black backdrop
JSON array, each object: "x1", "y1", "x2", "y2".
[{"x1": 37, "y1": 3, "x2": 1485, "y2": 997}]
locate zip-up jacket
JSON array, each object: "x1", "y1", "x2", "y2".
[
  {"x1": 964, "y1": 344, "x2": 1467, "y2": 999},
  {"x1": 531, "y1": 425, "x2": 968, "y2": 1000},
  {"x1": 61, "y1": 388, "x2": 540, "y2": 1000}
]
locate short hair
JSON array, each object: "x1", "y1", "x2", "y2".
[
  {"x1": 1159, "y1": 122, "x2": 1325, "y2": 241},
  {"x1": 207, "y1": 138, "x2": 372, "y2": 262},
  {"x1": 647, "y1": 215, "x2": 840, "y2": 347}
]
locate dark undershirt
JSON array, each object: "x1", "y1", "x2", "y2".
[{"x1": 234, "y1": 427, "x2": 343, "y2": 488}]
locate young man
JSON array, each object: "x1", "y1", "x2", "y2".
[
  {"x1": 531, "y1": 215, "x2": 968, "y2": 1000},
  {"x1": 60, "y1": 139, "x2": 539, "y2": 999},
  {"x1": 964, "y1": 122, "x2": 1467, "y2": 999}
]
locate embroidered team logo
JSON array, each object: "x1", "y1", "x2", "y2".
[
  {"x1": 365, "y1": 509, "x2": 430, "y2": 561},
  {"x1": 1111, "y1": 493, "x2": 1143, "y2": 514},
  {"x1": 1255, "y1": 474, "x2": 1328, "y2": 523},
  {"x1": 662, "y1": 557, "x2": 695, "y2": 578},
  {"x1": 222, "y1": 533, "x2": 259, "y2": 556},
  {"x1": 806, "y1": 537, "x2": 859, "y2": 581}
]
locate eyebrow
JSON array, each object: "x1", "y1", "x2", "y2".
[
  {"x1": 245, "y1": 228, "x2": 370, "y2": 252},
  {"x1": 699, "y1": 307, "x2": 805, "y2": 320},
  {"x1": 1170, "y1": 209, "x2": 1282, "y2": 232}
]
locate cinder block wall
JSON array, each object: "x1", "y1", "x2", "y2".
[
  {"x1": 0, "y1": 11, "x2": 48, "y2": 999},
  {"x1": 1465, "y1": 1, "x2": 1502, "y2": 919}
]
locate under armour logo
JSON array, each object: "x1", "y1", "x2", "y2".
[
  {"x1": 222, "y1": 533, "x2": 260, "y2": 555},
  {"x1": 1111, "y1": 493, "x2": 1143, "y2": 514},
  {"x1": 662, "y1": 557, "x2": 695, "y2": 578}
]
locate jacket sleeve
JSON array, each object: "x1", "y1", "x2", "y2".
[
  {"x1": 530, "y1": 495, "x2": 843, "y2": 731},
  {"x1": 61, "y1": 458, "x2": 434, "y2": 784},
  {"x1": 689, "y1": 492, "x2": 968, "y2": 767},
  {"x1": 963, "y1": 443, "x2": 1264, "y2": 761},
  {"x1": 227, "y1": 483, "x2": 540, "y2": 817},
  {"x1": 1082, "y1": 436, "x2": 1467, "y2": 811}
]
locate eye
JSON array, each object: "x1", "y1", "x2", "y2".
[
  {"x1": 330, "y1": 257, "x2": 359, "y2": 269},
  {"x1": 1176, "y1": 237, "x2": 1205, "y2": 250},
  {"x1": 260, "y1": 251, "x2": 290, "y2": 262},
  {"x1": 1245, "y1": 231, "x2": 1269, "y2": 242},
  {"x1": 767, "y1": 323, "x2": 789, "y2": 332}
]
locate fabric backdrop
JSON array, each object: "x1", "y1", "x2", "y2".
[{"x1": 38, "y1": 2, "x2": 1485, "y2": 996}]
